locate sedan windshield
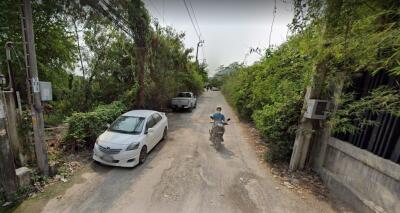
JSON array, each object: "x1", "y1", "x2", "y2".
[{"x1": 108, "y1": 116, "x2": 145, "y2": 134}]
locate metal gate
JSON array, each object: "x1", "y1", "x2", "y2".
[{"x1": 335, "y1": 71, "x2": 400, "y2": 164}]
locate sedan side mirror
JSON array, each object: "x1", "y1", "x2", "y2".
[
  {"x1": 106, "y1": 123, "x2": 110, "y2": 128},
  {"x1": 145, "y1": 128, "x2": 154, "y2": 134}
]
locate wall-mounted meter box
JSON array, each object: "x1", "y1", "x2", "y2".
[
  {"x1": 304, "y1": 99, "x2": 329, "y2": 120},
  {"x1": 39, "y1": 81, "x2": 52, "y2": 101}
]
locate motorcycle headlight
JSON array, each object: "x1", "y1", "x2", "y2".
[
  {"x1": 217, "y1": 123, "x2": 224, "y2": 127},
  {"x1": 126, "y1": 142, "x2": 140, "y2": 151}
]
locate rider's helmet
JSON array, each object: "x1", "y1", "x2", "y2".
[{"x1": 216, "y1": 106, "x2": 222, "y2": 111}]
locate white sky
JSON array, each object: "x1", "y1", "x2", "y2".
[{"x1": 143, "y1": 0, "x2": 294, "y2": 76}]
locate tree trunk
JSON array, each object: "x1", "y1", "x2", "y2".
[
  {"x1": 135, "y1": 48, "x2": 145, "y2": 108},
  {"x1": 73, "y1": 19, "x2": 85, "y2": 79}
]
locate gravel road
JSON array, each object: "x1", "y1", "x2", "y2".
[{"x1": 40, "y1": 91, "x2": 342, "y2": 213}]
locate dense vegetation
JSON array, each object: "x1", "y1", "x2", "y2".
[
  {"x1": 0, "y1": 0, "x2": 206, "y2": 116},
  {"x1": 0, "y1": 0, "x2": 207, "y2": 149},
  {"x1": 221, "y1": 0, "x2": 400, "y2": 162},
  {"x1": 64, "y1": 101, "x2": 126, "y2": 150},
  {"x1": 221, "y1": 33, "x2": 315, "y2": 162}
]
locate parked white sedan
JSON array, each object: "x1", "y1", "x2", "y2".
[{"x1": 93, "y1": 110, "x2": 168, "y2": 167}]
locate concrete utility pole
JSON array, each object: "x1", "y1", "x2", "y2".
[
  {"x1": 21, "y1": 0, "x2": 49, "y2": 175},
  {"x1": 0, "y1": 90, "x2": 18, "y2": 200},
  {"x1": 289, "y1": 0, "x2": 344, "y2": 171},
  {"x1": 195, "y1": 40, "x2": 204, "y2": 64},
  {"x1": 289, "y1": 88, "x2": 314, "y2": 171}
]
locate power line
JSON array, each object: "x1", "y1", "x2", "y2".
[
  {"x1": 100, "y1": 1, "x2": 131, "y2": 27},
  {"x1": 187, "y1": 0, "x2": 202, "y2": 38},
  {"x1": 93, "y1": 0, "x2": 134, "y2": 38},
  {"x1": 182, "y1": 0, "x2": 201, "y2": 40},
  {"x1": 187, "y1": 0, "x2": 205, "y2": 63},
  {"x1": 148, "y1": 0, "x2": 163, "y2": 20}
]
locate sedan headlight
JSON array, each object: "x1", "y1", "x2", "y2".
[{"x1": 126, "y1": 142, "x2": 140, "y2": 151}]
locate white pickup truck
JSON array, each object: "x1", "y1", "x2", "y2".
[{"x1": 171, "y1": 92, "x2": 197, "y2": 111}]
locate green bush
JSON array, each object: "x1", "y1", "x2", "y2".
[
  {"x1": 253, "y1": 101, "x2": 303, "y2": 162},
  {"x1": 44, "y1": 112, "x2": 65, "y2": 127},
  {"x1": 63, "y1": 101, "x2": 127, "y2": 149},
  {"x1": 222, "y1": 32, "x2": 316, "y2": 162},
  {"x1": 222, "y1": 0, "x2": 400, "y2": 163}
]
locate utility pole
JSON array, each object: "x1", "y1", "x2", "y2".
[
  {"x1": 21, "y1": 0, "x2": 49, "y2": 175},
  {"x1": 0, "y1": 73, "x2": 18, "y2": 200},
  {"x1": 289, "y1": 0, "x2": 344, "y2": 171},
  {"x1": 195, "y1": 40, "x2": 204, "y2": 65}
]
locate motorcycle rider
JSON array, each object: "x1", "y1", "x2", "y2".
[
  {"x1": 210, "y1": 106, "x2": 226, "y2": 141},
  {"x1": 210, "y1": 106, "x2": 225, "y2": 121}
]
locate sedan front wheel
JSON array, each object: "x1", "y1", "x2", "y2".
[
  {"x1": 162, "y1": 127, "x2": 168, "y2": 140},
  {"x1": 139, "y1": 146, "x2": 147, "y2": 164}
]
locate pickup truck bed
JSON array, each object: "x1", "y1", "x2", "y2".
[{"x1": 171, "y1": 92, "x2": 197, "y2": 111}]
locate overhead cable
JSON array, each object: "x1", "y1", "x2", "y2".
[
  {"x1": 182, "y1": 0, "x2": 201, "y2": 40},
  {"x1": 187, "y1": 0, "x2": 202, "y2": 38}
]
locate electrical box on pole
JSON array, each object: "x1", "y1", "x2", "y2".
[
  {"x1": 303, "y1": 99, "x2": 330, "y2": 120},
  {"x1": 39, "y1": 81, "x2": 52, "y2": 101}
]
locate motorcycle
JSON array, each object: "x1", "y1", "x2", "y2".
[{"x1": 209, "y1": 118, "x2": 230, "y2": 150}]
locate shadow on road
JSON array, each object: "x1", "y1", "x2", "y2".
[
  {"x1": 90, "y1": 161, "x2": 113, "y2": 173},
  {"x1": 215, "y1": 143, "x2": 235, "y2": 159}
]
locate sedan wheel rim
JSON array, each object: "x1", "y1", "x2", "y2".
[{"x1": 140, "y1": 148, "x2": 147, "y2": 162}]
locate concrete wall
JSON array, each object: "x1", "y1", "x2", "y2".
[{"x1": 316, "y1": 137, "x2": 400, "y2": 213}]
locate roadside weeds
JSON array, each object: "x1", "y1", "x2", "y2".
[
  {"x1": 0, "y1": 126, "x2": 92, "y2": 212},
  {"x1": 242, "y1": 121, "x2": 354, "y2": 212}
]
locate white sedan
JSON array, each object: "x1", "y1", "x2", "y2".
[{"x1": 93, "y1": 110, "x2": 168, "y2": 167}]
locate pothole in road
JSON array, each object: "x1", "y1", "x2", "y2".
[
  {"x1": 226, "y1": 172, "x2": 263, "y2": 213},
  {"x1": 152, "y1": 157, "x2": 202, "y2": 203}
]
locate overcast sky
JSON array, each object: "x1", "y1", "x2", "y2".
[{"x1": 143, "y1": 0, "x2": 294, "y2": 76}]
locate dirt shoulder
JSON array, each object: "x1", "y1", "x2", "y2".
[{"x1": 238, "y1": 121, "x2": 354, "y2": 213}]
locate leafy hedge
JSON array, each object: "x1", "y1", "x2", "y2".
[
  {"x1": 63, "y1": 101, "x2": 127, "y2": 149},
  {"x1": 222, "y1": 32, "x2": 317, "y2": 162},
  {"x1": 222, "y1": 0, "x2": 400, "y2": 163}
]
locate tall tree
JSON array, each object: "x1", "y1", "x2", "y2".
[
  {"x1": 0, "y1": 0, "x2": 77, "y2": 100},
  {"x1": 127, "y1": 0, "x2": 151, "y2": 108}
]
